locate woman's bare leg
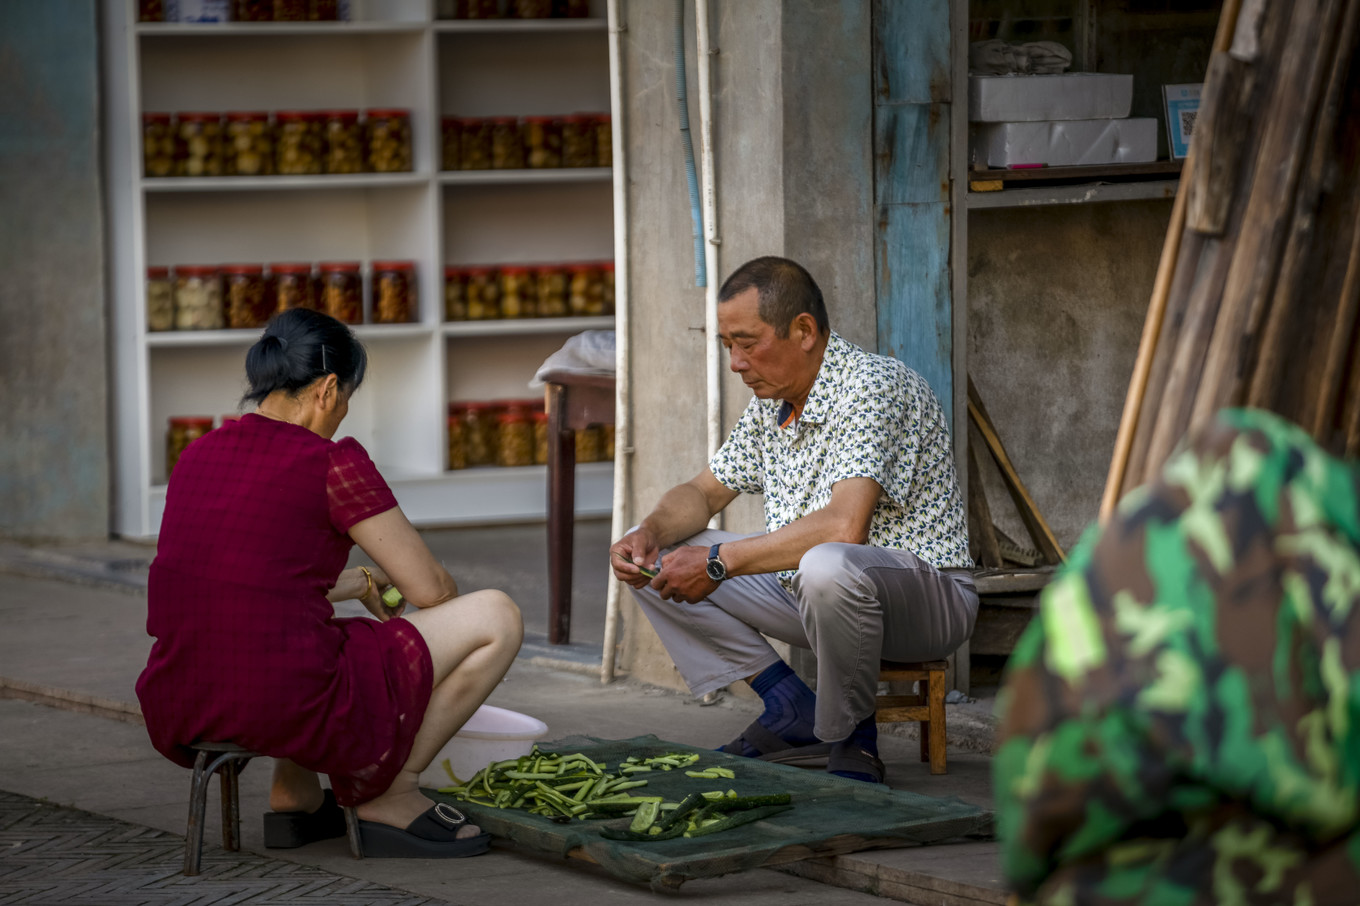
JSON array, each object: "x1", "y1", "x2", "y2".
[
  {"x1": 355, "y1": 588, "x2": 522, "y2": 833},
  {"x1": 269, "y1": 760, "x2": 324, "y2": 813}
]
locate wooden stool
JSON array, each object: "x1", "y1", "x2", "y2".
[
  {"x1": 876, "y1": 660, "x2": 948, "y2": 775},
  {"x1": 184, "y1": 741, "x2": 260, "y2": 876}
]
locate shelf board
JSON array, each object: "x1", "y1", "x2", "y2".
[
  {"x1": 968, "y1": 178, "x2": 1180, "y2": 209},
  {"x1": 968, "y1": 160, "x2": 1184, "y2": 185},
  {"x1": 433, "y1": 18, "x2": 607, "y2": 34},
  {"x1": 965, "y1": 160, "x2": 1184, "y2": 209},
  {"x1": 142, "y1": 172, "x2": 430, "y2": 193},
  {"x1": 137, "y1": 22, "x2": 428, "y2": 37},
  {"x1": 442, "y1": 316, "x2": 613, "y2": 337},
  {"x1": 147, "y1": 323, "x2": 434, "y2": 347},
  {"x1": 438, "y1": 167, "x2": 611, "y2": 187}
]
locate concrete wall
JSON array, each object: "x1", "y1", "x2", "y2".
[
  {"x1": 0, "y1": 2, "x2": 109, "y2": 542},
  {"x1": 617, "y1": 0, "x2": 875, "y2": 690},
  {"x1": 967, "y1": 199, "x2": 1172, "y2": 551}
]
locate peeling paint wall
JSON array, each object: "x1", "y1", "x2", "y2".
[{"x1": 0, "y1": 2, "x2": 109, "y2": 542}]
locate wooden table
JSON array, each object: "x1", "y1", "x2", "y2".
[{"x1": 543, "y1": 371, "x2": 616, "y2": 645}]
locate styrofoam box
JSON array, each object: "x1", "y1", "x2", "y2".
[
  {"x1": 970, "y1": 73, "x2": 1133, "y2": 122},
  {"x1": 420, "y1": 704, "x2": 549, "y2": 788},
  {"x1": 970, "y1": 118, "x2": 1159, "y2": 169}
]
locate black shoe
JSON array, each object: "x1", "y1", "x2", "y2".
[{"x1": 263, "y1": 789, "x2": 348, "y2": 848}]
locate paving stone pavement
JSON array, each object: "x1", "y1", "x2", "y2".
[{"x1": 0, "y1": 790, "x2": 452, "y2": 906}]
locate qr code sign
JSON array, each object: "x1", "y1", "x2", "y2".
[{"x1": 1179, "y1": 109, "x2": 1198, "y2": 138}]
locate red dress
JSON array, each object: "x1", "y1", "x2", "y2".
[{"x1": 136, "y1": 414, "x2": 433, "y2": 806}]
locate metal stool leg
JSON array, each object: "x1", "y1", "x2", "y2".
[
  {"x1": 344, "y1": 805, "x2": 363, "y2": 859},
  {"x1": 184, "y1": 749, "x2": 212, "y2": 876},
  {"x1": 184, "y1": 747, "x2": 256, "y2": 876}
]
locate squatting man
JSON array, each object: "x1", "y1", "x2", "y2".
[{"x1": 610, "y1": 256, "x2": 978, "y2": 783}]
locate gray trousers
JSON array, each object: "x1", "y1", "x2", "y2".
[{"x1": 629, "y1": 529, "x2": 980, "y2": 742}]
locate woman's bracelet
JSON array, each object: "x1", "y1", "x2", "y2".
[{"x1": 358, "y1": 566, "x2": 375, "y2": 601}]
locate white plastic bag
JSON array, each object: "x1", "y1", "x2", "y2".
[{"x1": 530, "y1": 330, "x2": 616, "y2": 388}]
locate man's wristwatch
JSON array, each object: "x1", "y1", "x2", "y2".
[{"x1": 705, "y1": 544, "x2": 728, "y2": 582}]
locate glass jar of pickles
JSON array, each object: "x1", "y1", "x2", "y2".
[
  {"x1": 459, "y1": 118, "x2": 493, "y2": 170},
  {"x1": 595, "y1": 113, "x2": 613, "y2": 168},
  {"x1": 222, "y1": 264, "x2": 271, "y2": 329},
  {"x1": 599, "y1": 260, "x2": 615, "y2": 314},
  {"x1": 523, "y1": 116, "x2": 562, "y2": 169},
  {"x1": 561, "y1": 114, "x2": 597, "y2": 168},
  {"x1": 464, "y1": 267, "x2": 500, "y2": 320},
  {"x1": 496, "y1": 407, "x2": 534, "y2": 467},
  {"x1": 575, "y1": 424, "x2": 602, "y2": 463},
  {"x1": 147, "y1": 266, "x2": 175, "y2": 331},
  {"x1": 601, "y1": 423, "x2": 615, "y2": 460},
  {"x1": 365, "y1": 109, "x2": 412, "y2": 173},
  {"x1": 533, "y1": 410, "x2": 550, "y2": 464},
  {"x1": 142, "y1": 113, "x2": 176, "y2": 177},
  {"x1": 447, "y1": 404, "x2": 467, "y2": 470},
  {"x1": 511, "y1": 0, "x2": 553, "y2": 16},
  {"x1": 441, "y1": 117, "x2": 461, "y2": 171},
  {"x1": 174, "y1": 266, "x2": 224, "y2": 330},
  {"x1": 462, "y1": 402, "x2": 497, "y2": 466},
  {"x1": 499, "y1": 266, "x2": 537, "y2": 319},
  {"x1": 444, "y1": 266, "x2": 467, "y2": 321},
  {"x1": 372, "y1": 260, "x2": 417, "y2": 323},
  {"x1": 322, "y1": 110, "x2": 364, "y2": 174},
  {"x1": 536, "y1": 264, "x2": 568, "y2": 317},
  {"x1": 273, "y1": 0, "x2": 307, "y2": 20},
  {"x1": 567, "y1": 262, "x2": 600, "y2": 316},
  {"x1": 490, "y1": 117, "x2": 525, "y2": 170},
  {"x1": 271, "y1": 262, "x2": 317, "y2": 312},
  {"x1": 233, "y1": 0, "x2": 273, "y2": 20},
  {"x1": 166, "y1": 416, "x2": 214, "y2": 479},
  {"x1": 139, "y1": 0, "x2": 165, "y2": 21},
  {"x1": 223, "y1": 111, "x2": 274, "y2": 176},
  {"x1": 318, "y1": 261, "x2": 363, "y2": 324},
  {"x1": 275, "y1": 111, "x2": 323, "y2": 175},
  {"x1": 309, "y1": 0, "x2": 340, "y2": 18},
  {"x1": 176, "y1": 112, "x2": 223, "y2": 177}
]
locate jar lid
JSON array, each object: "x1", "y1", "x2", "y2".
[
  {"x1": 147, "y1": 266, "x2": 170, "y2": 278},
  {"x1": 491, "y1": 116, "x2": 519, "y2": 125},
  {"x1": 318, "y1": 260, "x2": 362, "y2": 272},
  {"x1": 464, "y1": 401, "x2": 499, "y2": 411},
  {"x1": 321, "y1": 109, "x2": 360, "y2": 121},
  {"x1": 497, "y1": 410, "x2": 529, "y2": 424},
  {"x1": 500, "y1": 265, "x2": 532, "y2": 275},
  {"x1": 511, "y1": 398, "x2": 543, "y2": 411},
  {"x1": 169, "y1": 415, "x2": 215, "y2": 427},
  {"x1": 270, "y1": 262, "x2": 313, "y2": 274},
  {"x1": 276, "y1": 110, "x2": 320, "y2": 120},
  {"x1": 372, "y1": 260, "x2": 415, "y2": 271},
  {"x1": 465, "y1": 266, "x2": 497, "y2": 277},
  {"x1": 443, "y1": 265, "x2": 466, "y2": 277},
  {"x1": 522, "y1": 115, "x2": 561, "y2": 124},
  {"x1": 178, "y1": 111, "x2": 221, "y2": 122},
  {"x1": 142, "y1": 112, "x2": 172, "y2": 122},
  {"x1": 175, "y1": 265, "x2": 219, "y2": 276},
  {"x1": 562, "y1": 113, "x2": 595, "y2": 123},
  {"x1": 567, "y1": 262, "x2": 599, "y2": 273},
  {"x1": 457, "y1": 116, "x2": 487, "y2": 126},
  {"x1": 598, "y1": 260, "x2": 615, "y2": 271},
  {"x1": 225, "y1": 110, "x2": 269, "y2": 120},
  {"x1": 221, "y1": 263, "x2": 264, "y2": 275},
  {"x1": 532, "y1": 410, "x2": 550, "y2": 422},
  {"x1": 365, "y1": 108, "x2": 410, "y2": 118}
]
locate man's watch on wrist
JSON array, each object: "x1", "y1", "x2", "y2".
[{"x1": 705, "y1": 544, "x2": 728, "y2": 582}]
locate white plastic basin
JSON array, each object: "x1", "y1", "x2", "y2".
[{"x1": 421, "y1": 704, "x2": 549, "y2": 788}]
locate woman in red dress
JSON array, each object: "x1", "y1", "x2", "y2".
[{"x1": 136, "y1": 308, "x2": 522, "y2": 858}]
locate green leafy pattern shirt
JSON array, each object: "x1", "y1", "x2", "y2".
[{"x1": 708, "y1": 332, "x2": 972, "y2": 592}]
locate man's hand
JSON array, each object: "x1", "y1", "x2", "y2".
[
  {"x1": 610, "y1": 528, "x2": 661, "y2": 588},
  {"x1": 652, "y1": 545, "x2": 720, "y2": 604}
]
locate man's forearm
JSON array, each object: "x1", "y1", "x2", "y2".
[{"x1": 639, "y1": 482, "x2": 716, "y2": 549}]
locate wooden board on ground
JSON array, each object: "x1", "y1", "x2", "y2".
[{"x1": 428, "y1": 735, "x2": 993, "y2": 892}]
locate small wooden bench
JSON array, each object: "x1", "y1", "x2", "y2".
[{"x1": 876, "y1": 660, "x2": 948, "y2": 775}]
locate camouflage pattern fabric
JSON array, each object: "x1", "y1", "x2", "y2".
[{"x1": 993, "y1": 409, "x2": 1360, "y2": 905}]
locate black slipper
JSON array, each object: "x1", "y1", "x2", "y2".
[
  {"x1": 827, "y1": 741, "x2": 886, "y2": 784},
  {"x1": 263, "y1": 789, "x2": 348, "y2": 849},
  {"x1": 357, "y1": 803, "x2": 491, "y2": 859},
  {"x1": 718, "y1": 720, "x2": 812, "y2": 759}
]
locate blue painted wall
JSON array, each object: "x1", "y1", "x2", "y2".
[
  {"x1": 0, "y1": 1, "x2": 109, "y2": 541},
  {"x1": 873, "y1": 0, "x2": 954, "y2": 423}
]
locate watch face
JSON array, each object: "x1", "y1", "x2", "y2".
[{"x1": 706, "y1": 559, "x2": 725, "y2": 581}]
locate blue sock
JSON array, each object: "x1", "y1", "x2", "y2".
[
  {"x1": 739, "y1": 661, "x2": 818, "y2": 754},
  {"x1": 830, "y1": 715, "x2": 881, "y2": 783}
]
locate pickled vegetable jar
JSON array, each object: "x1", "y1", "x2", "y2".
[
  {"x1": 372, "y1": 260, "x2": 417, "y2": 323},
  {"x1": 535, "y1": 264, "x2": 568, "y2": 317},
  {"x1": 166, "y1": 416, "x2": 214, "y2": 479},
  {"x1": 458, "y1": 118, "x2": 493, "y2": 170},
  {"x1": 561, "y1": 114, "x2": 596, "y2": 168},
  {"x1": 224, "y1": 111, "x2": 274, "y2": 176},
  {"x1": 574, "y1": 424, "x2": 602, "y2": 463},
  {"x1": 595, "y1": 113, "x2": 613, "y2": 167},
  {"x1": 441, "y1": 117, "x2": 461, "y2": 171},
  {"x1": 318, "y1": 261, "x2": 363, "y2": 324},
  {"x1": 222, "y1": 264, "x2": 271, "y2": 329},
  {"x1": 365, "y1": 109, "x2": 412, "y2": 173},
  {"x1": 444, "y1": 266, "x2": 468, "y2": 321},
  {"x1": 308, "y1": 0, "x2": 340, "y2": 18},
  {"x1": 499, "y1": 266, "x2": 537, "y2": 319},
  {"x1": 273, "y1": 0, "x2": 306, "y2": 20},
  {"x1": 275, "y1": 111, "x2": 323, "y2": 175},
  {"x1": 174, "y1": 266, "x2": 224, "y2": 330},
  {"x1": 533, "y1": 410, "x2": 550, "y2": 464},
  {"x1": 146, "y1": 266, "x2": 175, "y2": 332},
  {"x1": 447, "y1": 404, "x2": 467, "y2": 470},
  {"x1": 599, "y1": 260, "x2": 615, "y2": 314},
  {"x1": 490, "y1": 117, "x2": 525, "y2": 170},
  {"x1": 523, "y1": 116, "x2": 562, "y2": 169},
  {"x1": 496, "y1": 408, "x2": 534, "y2": 467},
  {"x1": 511, "y1": 0, "x2": 553, "y2": 16},
  {"x1": 322, "y1": 110, "x2": 364, "y2": 174},
  {"x1": 462, "y1": 402, "x2": 497, "y2": 466},
  {"x1": 176, "y1": 112, "x2": 223, "y2": 177},
  {"x1": 464, "y1": 267, "x2": 500, "y2": 320},
  {"x1": 232, "y1": 0, "x2": 272, "y2": 20},
  {"x1": 142, "y1": 113, "x2": 176, "y2": 177},
  {"x1": 138, "y1": 0, "x2": 165, "y2": 21},
  {"x1": 271, "y1": 262, "x2": 317, "y2": 312},
  {"x1": 567, "y1": 263, "x2": 600, "y2": 316}
]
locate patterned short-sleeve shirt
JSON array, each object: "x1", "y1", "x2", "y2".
[{"x1": 708, "y1": 332, "x2": 972, "y2": 590}]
